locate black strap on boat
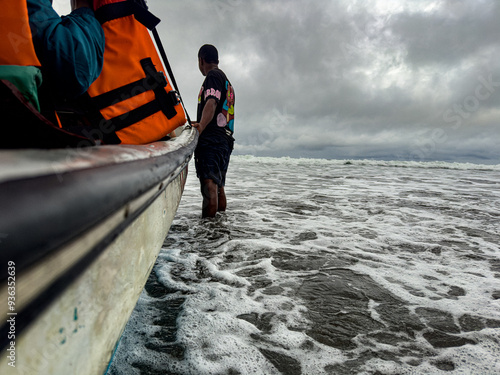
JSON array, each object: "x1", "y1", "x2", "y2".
[
  {"x1": 136, "y1": 0, "x2": 192, "y2": 125},
  {"x1": 107, "y1": 100, "x2": 160, "y2": 131},
  {"x1": 95, "y1": 0, "x2": 160, "y2": 30},
  {"x1": 150, "y1": 28, "x2": 192, "y2": 125},
  {"x1": 90, "y1": 78, "x2": 149, "y2": 110},
  {"x1": 140, "y1": 57, "x2": 178, "y2": 120}
]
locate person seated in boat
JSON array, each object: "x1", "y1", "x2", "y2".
[
  {"x1": 27, "y1": 0, "x2": 105, "y2": 120},
  {"x1": 0, "y1": 0, "x2": 104, "y2": 122}
]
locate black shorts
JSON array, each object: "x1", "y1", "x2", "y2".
[{"x1": 194, "y1": 140, "x2": 233, "y2": 187}]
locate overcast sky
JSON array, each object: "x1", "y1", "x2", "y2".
[{"x1": 55, "y1": 0, "x2": 500, "y2": 164}]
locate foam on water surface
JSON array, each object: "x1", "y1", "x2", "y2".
[{"x1": 109, "y1": 156, "x2": 500, "y2": 375}]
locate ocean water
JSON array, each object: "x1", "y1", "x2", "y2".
[{"x1": 108, "y1": 156, "x2": 500, "y2": 375}]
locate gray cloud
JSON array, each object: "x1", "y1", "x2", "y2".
[{"x1": 390, "y1": 1, "x2": 500, "y2": 67}]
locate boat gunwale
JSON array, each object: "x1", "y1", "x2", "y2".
[{"x1": 0, "y1": 126, "x2": 194, "y2": 183}]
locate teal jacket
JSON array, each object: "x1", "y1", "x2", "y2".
[{"x1": 27, "y1": 0, "x2": 105, "y2": 99}]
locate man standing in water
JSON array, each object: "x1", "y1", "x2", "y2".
[{"x1": 192, "y1": 44, "x2": 235, "y2": 218}]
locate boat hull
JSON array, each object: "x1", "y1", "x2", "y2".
[{"x1": 0, "y1": 126, "x2": 197, "y2": 374}]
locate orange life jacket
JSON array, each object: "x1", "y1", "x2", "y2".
[
  {"x1": 86, "y1": 0, "x2": 186, "y2": 145},
  {"x1": 0, "y1": 1, "x2": 40, "y2": 67}
]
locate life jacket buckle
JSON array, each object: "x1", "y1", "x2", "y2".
[
  {"x1": 155, "y1": 71, "x2": 168, "y2": 88},
  {"x1": 168, "y1": 90, "x2": 180, "y2": 105}
]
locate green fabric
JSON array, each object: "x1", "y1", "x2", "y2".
[{"x1": 0, "y1": 65, "x2": 42, "y2": 111}]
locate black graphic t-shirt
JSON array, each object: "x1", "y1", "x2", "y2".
[{"x1": 197, "y1": 68, "x2": 234, "y2": 144}]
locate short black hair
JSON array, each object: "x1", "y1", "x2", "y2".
[{"x1": 198, "y1": 44, "x2": 219, "y2": 64}]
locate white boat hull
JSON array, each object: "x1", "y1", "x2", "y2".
[{"x1": 0, "y1": 126, "x2": 197, "y2": 374}]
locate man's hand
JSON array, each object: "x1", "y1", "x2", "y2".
[
  {"x1": 71, "y1": 0, "x2": 93, "y2": 11},
  {"x1": 191, "y1": 122, "x2": 202, "y2": 134}
]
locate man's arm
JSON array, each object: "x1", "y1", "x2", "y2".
[
  {"x1": 27, "y1": 0, "x2": 105, "y2": 99},
  {"x1": 192, "y1": 98, "x2": 217, "y2": 134},
  {"x1": 71, "y1": 0, "x2": 92, "y2": 11}
]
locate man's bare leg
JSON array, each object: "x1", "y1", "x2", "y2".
[
  {"x1": 201, "y1": 179, "x2": 218, "y2": 218},
  {"x1": 218, "y1": 186, "x2": 227, "y2": 212}
]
